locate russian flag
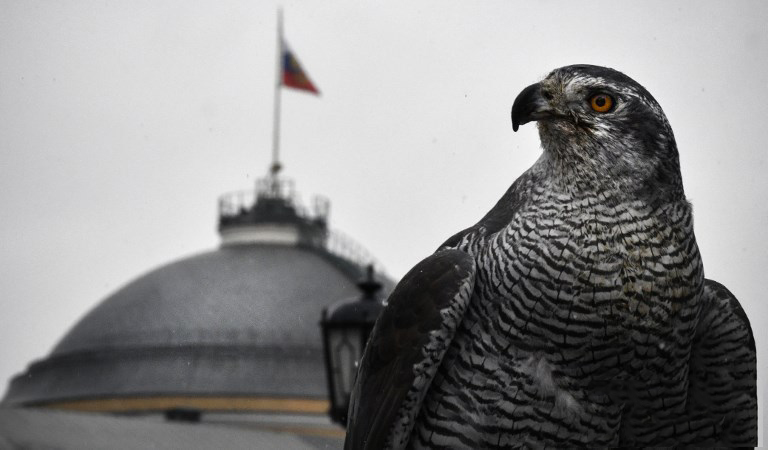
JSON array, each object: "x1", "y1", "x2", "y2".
[{"x1": 281, "y1": 41, "x2": 319, "y2": 94}]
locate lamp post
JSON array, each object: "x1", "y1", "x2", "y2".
[{"x1": 320, "y1": 265, "x2": 384, "y2": 426}]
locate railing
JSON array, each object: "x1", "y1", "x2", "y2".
[
  {"x1": 217, "y1": 176, "x2": 387, "y2": 276},
  {"x1": 326, "y1": 228, "x2": 385, "y2": 275},
  {"x1": 219, "y1": 190, "x2": 258, "y2": 218},
  {"x1": 218, "y1": 177, "x2": 329, "y2": 224}
]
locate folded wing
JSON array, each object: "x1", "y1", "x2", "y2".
[
  {"x1": 686, "y1": 279, "x2": 757, "y2": 446},
  {"x1": 344, "y1": 249, "x2": 476, "y2": 450}
]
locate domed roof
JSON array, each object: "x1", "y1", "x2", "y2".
[
  {"x1": 54, "y1": 245, "x2": 357, "y2": 355},
  {"x1": 3, "y1": 177, "x2": 392, "y2": 411}
]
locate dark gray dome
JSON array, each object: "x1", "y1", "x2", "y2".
[
  {"x1": 3, "y1": 177, "x2": 392, "y2": 410},
  {"x1": 54, "y1": 245, "x2": 357, "y2": 355},
  {"x1": 4, "y1": 243, "x2": 370, "y2": 406}
]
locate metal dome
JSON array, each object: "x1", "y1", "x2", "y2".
[{"x1": 3, "y1": 176, "x2": 391, "y2": 416}]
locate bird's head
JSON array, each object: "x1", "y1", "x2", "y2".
[{"x1": 512, "y1": 65, "x2": 683, "y2": 202}]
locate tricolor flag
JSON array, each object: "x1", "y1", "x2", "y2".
[
  {"x1": 281, "y1": 41, "x2": 319, "y2": 94},
  {"x1": 268, "y1": 12, "x2": 319, "y2": 177}
]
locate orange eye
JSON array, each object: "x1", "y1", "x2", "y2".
[{"x1": 590, "y1": 94, "x2": 613, "y2": 112}]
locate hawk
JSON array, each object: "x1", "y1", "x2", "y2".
[{"x1": 345, "y1": 65, "x2": 756, "y2": 448}]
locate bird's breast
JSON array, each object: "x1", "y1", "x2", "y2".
[{"x1": 474, "y1": 195, "x2": 704, "y2": 376}]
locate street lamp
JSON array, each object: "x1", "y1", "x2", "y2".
[{"x1": 320, "y1": 265, "x2": 384, "y2": 426}]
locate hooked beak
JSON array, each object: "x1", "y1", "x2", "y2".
[{"x1": 511, "y1": 82, "x2": 553, "y2": 132}]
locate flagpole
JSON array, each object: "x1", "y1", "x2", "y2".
[{"x1": 270, "y1": 8, "x2": 283, "y2": 181}]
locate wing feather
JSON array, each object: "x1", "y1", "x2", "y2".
[
  {"x1": 685, "y1": 279, "x2": 757, "y2": 446},
  {"x1": 345, "y1": 249, "x2": 476, "y2": 450}
]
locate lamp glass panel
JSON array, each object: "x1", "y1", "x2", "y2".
[{"x1": 327, "y1": 326, "x2": 364, "y2": 407}]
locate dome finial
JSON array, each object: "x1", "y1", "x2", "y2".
[{"x1": 270, "y1": 161, "x2": 282, "y2": 177}]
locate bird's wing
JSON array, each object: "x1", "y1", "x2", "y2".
[
  {"x1": 684, "y1": 278, "x2": 756, "y2": 446},
  {"x1": 344, "y1": 249, "x2": 476, "y2": 450}
]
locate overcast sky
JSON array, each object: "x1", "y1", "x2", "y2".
[{"x1": 2, "y1": 0, "x2": 767, "y2": 441}]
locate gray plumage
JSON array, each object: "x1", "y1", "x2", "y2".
[{"x1": 345, "y1": 65, "x2": 756, "y2": 448}]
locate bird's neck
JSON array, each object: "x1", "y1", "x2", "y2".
[{"x1": 534, "y1": 144, "x2": 686, "y2": 206}]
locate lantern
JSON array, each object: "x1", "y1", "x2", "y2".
[{"x1": 320, "y1": 265, "x2": 384, "y2": 426}]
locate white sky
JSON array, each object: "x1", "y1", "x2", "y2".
[{"x1": 2, "y1": 0, "x2": 767, "y2": 441}]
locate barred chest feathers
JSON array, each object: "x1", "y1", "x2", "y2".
[{"x1": 475, "y1": 175, "x2": 705, "y2": 349}]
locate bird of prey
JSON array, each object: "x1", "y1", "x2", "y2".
[{"x1": 345, "y1": 65, "x2": 756, "y2": 448}]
